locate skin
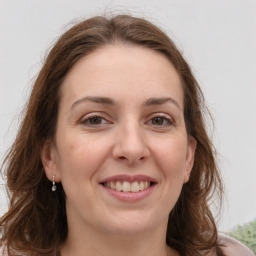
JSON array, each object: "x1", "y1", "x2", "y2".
[{"x1": 41, "y1": 45, "x2": 196, "y2": 256}]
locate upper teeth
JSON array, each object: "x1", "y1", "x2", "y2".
[{"x1": 103, "y1": 181, "x2": 151, "y2": 192}]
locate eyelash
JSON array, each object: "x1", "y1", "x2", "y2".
[
  {"x1": 81, "y1": 115, "x2": 173, "y2": 126},
  {"x1": 80, "y1": 113, "x2": 174, "y2": 128},
  {"x1": 80, "y1": 114, "x2": 111, "y2": 126},
  {"x1": 147, "y1": 114, "x2": 174, "y2": 127}
]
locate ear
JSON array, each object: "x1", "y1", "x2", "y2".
[
  {"x1": 183, "y1": 136, "x2": 197, "y2": 183},
  {"x1": 40, "y1": 140, "x2": 61, "y2": 182}
]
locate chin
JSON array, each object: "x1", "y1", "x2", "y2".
[{"x1": 101, "y1": 210, "x2": 163, "y2": 237}]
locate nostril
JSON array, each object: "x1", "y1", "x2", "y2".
[{"x1": 118, "y1": 155, "x2": 146, "y2": 164}]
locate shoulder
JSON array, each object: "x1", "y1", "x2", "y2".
[{"x1": 218, "y1": 233, "x2": 255, "y2": 256}]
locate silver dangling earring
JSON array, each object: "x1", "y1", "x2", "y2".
[{"x1": 52, "y1": 176, "x2": 57, "y2": 191}]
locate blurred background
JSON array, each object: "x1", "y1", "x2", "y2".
[{"x1": 0, "y1": 0, "x2": 255, "y2": 232}]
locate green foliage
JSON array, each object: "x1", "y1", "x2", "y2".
[{"x1": 228, "y1": 219, "x2": 256, "y2": 254}]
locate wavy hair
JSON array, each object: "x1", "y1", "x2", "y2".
[{"x1": 0, "y1": 15, "x2": 224, "y2": 256}]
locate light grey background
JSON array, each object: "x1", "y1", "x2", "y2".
[{"x1": 0, "y1": 0, "x2": 255, "y2": 231}]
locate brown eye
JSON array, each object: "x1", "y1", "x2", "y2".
[
  {"x1": 89, "y1": 116, "x2": 102, "y2": 125},
  {"x1": 152, "y1": 117, "x2": 164, "y2": 125},
  {"x1": 81, "y1": 115, "x2": 110, "y2": 126},
  {"x1": 148, "y1": 115, "x2": 173, "y2": 126}
]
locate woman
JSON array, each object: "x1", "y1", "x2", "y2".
[{"x1": 0, "y1": 15, "x2": 254, "y2": 256}]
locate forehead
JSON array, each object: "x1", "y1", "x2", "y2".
[{"x1": 60, "y1": 44, "x2": 184, "y2": 108}]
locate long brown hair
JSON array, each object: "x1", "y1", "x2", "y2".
[{"x1": 0, "y1": 15, "x2": 224, "y2": 256}]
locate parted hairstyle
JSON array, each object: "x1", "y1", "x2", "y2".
[{"x1": 0, "y1": 15, "x2": 224, "y2": 256}]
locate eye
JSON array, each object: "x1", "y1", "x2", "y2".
[
  {"x1": 152, "y1": 117, "x2": 166, "y2": 125},
  {"x1": 87, "y1": 116, "x2": 103, "y2": 125},
  {"x1": 147, "y1": 115, "x2": 173, "y2": 126},
  {"x1": 80, "y1": 114, "x2": 110, "y2": 126}
]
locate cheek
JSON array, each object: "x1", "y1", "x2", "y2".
[
  {"x1": 55, "y1": 133, "x2": 110, "y2": 183},
  {"x1": 152, "y1": 136, "x2": 188, "y2": 178}
]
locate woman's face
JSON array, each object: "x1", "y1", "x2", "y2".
[{"x1": 42, "y1": 45, "x2": 196, "y2": 237}]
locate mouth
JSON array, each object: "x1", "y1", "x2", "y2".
[
  {"x1": 99, "y1": 175, "x2": 157, "y2": 202},
  {"x1": 100, "y1": 180, "x2": 155, "y2": 193},
  {"x1": 99, "y1": 175, "x2": 157, "y2": 193}
]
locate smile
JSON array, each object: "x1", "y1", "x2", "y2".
[
  {"x1": 102, "y1": 181, "x2": 152, "y2": 192},
  {"x1": 99, "y1": 175, "x2": 157, "y2": 201}
]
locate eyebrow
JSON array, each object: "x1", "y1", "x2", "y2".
[
  {"x1": 144, "y1": 97, "x2": 181, "y2": 110},
  {"x1": 71, "y1": 96, "x2": 115, "y2": 109},
  {"x1": 71, "y1": 96, "x2": 181, "y2": 110}
]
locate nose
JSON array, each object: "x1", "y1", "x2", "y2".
[{"x1": 112, "y1": 123, "x2": 150, "y2": 165}]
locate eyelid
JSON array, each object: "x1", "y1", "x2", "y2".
[
  {"x1": 146, "y1": 112, "x2": 174, "y2": 125},
  {"x1": 79, "y1": 112, "x2": 112, "y2": 125}
]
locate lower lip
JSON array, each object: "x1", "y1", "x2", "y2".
[{"x1": 101, "y1": 184, "x2": 156, "y2": 202}]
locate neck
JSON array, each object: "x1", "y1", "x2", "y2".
[{"x1": 60, "y1": 223, "x2": 179, "y2": 256}]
